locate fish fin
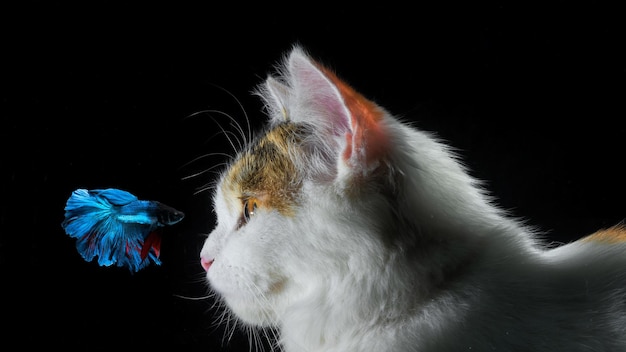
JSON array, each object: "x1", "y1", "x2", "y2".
[
  {"x1": 141, "y1": 231, "x2": 162, "y2": 260},
  {"x1": 90, "y1": 188, "x2": 138, "y2": 206},
  {"x1": 62, "y1": 189, "x2": 116, "y2": 263},
  {"x1": 62, "y1": 188, "x2": 160, "y2": 273}
]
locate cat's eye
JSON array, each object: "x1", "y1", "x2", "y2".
[{"x1": 242, "y1": 198, "x2": 258, "y2": 223}]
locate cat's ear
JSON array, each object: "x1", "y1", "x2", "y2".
[
  {"x1": 264, "y1": 76, "x2": 291, "y2": 121},
  {"x1": 287, "y1": 48, "x2": 390, "y2": 178}
]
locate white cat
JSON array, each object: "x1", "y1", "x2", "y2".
[{"x1": 199, "y1": 45, "x2": 626, "y2": 351}]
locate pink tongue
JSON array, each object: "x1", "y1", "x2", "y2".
[{"x1": 201, "y1": 257, "x2": 214, "y2": 271}]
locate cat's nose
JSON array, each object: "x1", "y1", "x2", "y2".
[{"x1": 201, "y1": 256, "x2": 214, "y2": 271}]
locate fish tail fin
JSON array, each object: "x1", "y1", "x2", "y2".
[
  {"x1": 141, "y1": 231, "x2": 162, "y2": 261},
  {"x1": 62, "y1": 189, "x2": 119, "y2": 262}
]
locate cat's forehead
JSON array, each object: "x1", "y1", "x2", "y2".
[{"x1": 220, "y1": 122, "x2": 304, "y2": 215}]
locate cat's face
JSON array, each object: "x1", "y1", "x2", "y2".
[
  {"x1": 200, "y1": 46, "x2": 397, "y2": 327},
  {"x1": 200, "y1": 122, "x2": 308, "y2": 325}
]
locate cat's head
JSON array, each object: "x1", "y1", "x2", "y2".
[{"x1": 199, "y1": 46, "x2": 408, "y2": 326}]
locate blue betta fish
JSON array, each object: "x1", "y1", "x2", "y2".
[{"x1": 61, "y1": 188, "x2": 184, "y2": 273}]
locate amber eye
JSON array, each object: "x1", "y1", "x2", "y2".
[{"x1": 242, "y1": 198, "x2": 258, "y2": 223}]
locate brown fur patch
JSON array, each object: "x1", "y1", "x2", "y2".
[
  {"x1": 223, "y1": 122, "x2": 303, "y2": 217},
  {"x1": 581, "y1": 224, "x2": 626, "y2": 244}
]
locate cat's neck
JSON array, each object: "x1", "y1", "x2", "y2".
[{"x1": 280, "y1": 119, "x2": 539, "y2": 351}]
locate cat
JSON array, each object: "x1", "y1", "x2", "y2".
[{"x1": 199, "y1": 45, "x2": 626, "y2": 351}]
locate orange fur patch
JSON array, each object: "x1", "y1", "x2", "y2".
[
  {"x1": 581, "y1": 225, "x2": 626, "y2": 244},
  {"x1": 223, "y1": 123, "x2": 303, "y2": 217},
  {"x1": 316, "y1": 65, "x2": 388, "y2": 164}
]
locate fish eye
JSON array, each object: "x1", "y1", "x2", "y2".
[{"x1": 242, "y1": 198, "x2": 258, "y2": 223}]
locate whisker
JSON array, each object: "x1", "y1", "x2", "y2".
[
  {"x1": 208, "y1": 112, "x2": 241, "y2": 154},
  {"x1": 207, "y1": 82, "x2": 252, "y2": 146},
  {"x1": 215, "y1": 301, "x2": 231, "y2": 327},
  {"x1": 239, "y1": 280, "x2": 283, "y2": 351},
  {"x1": 208, "y1": 297, "x2": 240, "y2": 348},
  {"x1": 186, "y1": 109, "x2": 243, "y2": 153},
  {"x1": 248, "y1": 326, "x2": 257, "y2": 352},
  {"x1": 193, "y1": 180, "x2": 220, "y2": 195},
  {"x1": 172, "y1": 294, "x2": 212, "y2": 301},
  {"x1": 208, "y1": 109, "x2": 248, "y2": 149},
  {"x1": 222, "y1": 130, "x2": 245, "y2": 150},
  {"x1": 225, "y1": 313, "x2": 239, "y2": 346},
  {"x1": 179, "y1": 152, "x2": 233, "y2": 171},
  {"x1": 181, "y1": 162, "x2": 230, "y2": 181},
  {"x1": 209, "y1": 294, "x2": 224, "y2": 311}
]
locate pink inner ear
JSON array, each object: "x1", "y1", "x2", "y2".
[
  {"x1": 297, "y1": 69, "x2": 351, "y2": 133},
  {"x1": 317, "y1": 65, "x2": 389, "y2": 165}
]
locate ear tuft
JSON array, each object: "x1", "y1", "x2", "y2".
[{"x1": 264, "y1": 76, "x2": 290, "y2": 121}]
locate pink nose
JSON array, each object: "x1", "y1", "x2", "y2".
[{"x1": 201, "y1": 257, "x2": 214, "y2": 272}]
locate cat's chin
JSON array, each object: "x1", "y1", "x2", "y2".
[
  {"x1": 222, "y1": 294, "x2": 279, "y2": 326},
  {"x1": 209, "y1": 272, "x2": 289, "y2": 326}
]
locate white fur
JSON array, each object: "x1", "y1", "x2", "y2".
[{"x1": 200, "y1": 46, "x2": 626, "y2": 351}]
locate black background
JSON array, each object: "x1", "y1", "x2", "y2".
[{"x1": 1, "y1": 2, "x2": 624, "y2": 351}]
